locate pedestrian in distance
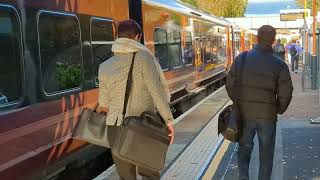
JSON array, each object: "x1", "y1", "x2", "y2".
[
  {"x1": 226, "y1": 25, "x2": 293, "y2": 180},
  {"x1": 285, "y1": 39, "x2": 303, "y2": 73},
  {"x1": 273, "y1": 39, "x2": 285, "y2": 61},
  {"x1": 98, "y1": 19, "x2": 175, "y2": 180},
  {"x1": 0, "y1": 90, "x2": 8, "y2": 104}
]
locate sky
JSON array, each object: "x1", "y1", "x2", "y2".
[{"x1": 245, "y1": 0, "x2": 299, "y2": 15}]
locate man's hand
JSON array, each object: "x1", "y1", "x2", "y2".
[
  {"x1": 167, "y1": 122, "x2": 175, "y2": 145},
  {"x1": 96, "y1": 106, "x2": 108, "y2": 114}
]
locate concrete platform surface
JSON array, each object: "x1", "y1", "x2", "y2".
[
  {"x1": 209, "y1": 120, "x2": 320, "y2": 180},
  {"x1": 95, "y1": 87, "x2": 230, "y2": 180},
  {"x1": 205, "y1": 70, "x2": 320, "y2": 180}
]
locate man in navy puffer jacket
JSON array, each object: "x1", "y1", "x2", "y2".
[{"x1": 226, "y1": 25, "x2": 293, "y2": 180}]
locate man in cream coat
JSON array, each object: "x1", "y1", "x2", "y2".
[{"x1": 98, "y1": 20, "x2": 175, "y2": 180}]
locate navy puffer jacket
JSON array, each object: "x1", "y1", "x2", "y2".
[{"x1": 226, "y1": 44, "x2": 293, "y2": 121}]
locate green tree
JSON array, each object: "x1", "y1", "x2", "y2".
[
  {"x1": 181, "y1": 0, "x2": 198, "y2": 7},
  {"x1": 296, "y1": 0, "x2": 320, "y2": 10},
  {"x1": 281, "y1": 37, "x2": 287, "y2": 44},
  {"x1": 196, "y1": 0, "x2": 248, "y2": 17},
  {"x1": 181, "y1": 0, "x2": 248, "y2": 17}
]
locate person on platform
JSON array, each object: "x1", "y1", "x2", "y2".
[
  {"x1": 286, "y1": 39, "x2": 303, "y2": 73},
  {"x1": 0, "y1": 91, "x2": 8, "y2": 104},
  {"x1": 226, "y1": 25, "x2": 293, "y2": 180},
  {"x1": 98, "y1": 19, "x2": 175, "y2": 180},
  {"x1": 273, "y1": 39, "x2": 285, "y2": 61}
]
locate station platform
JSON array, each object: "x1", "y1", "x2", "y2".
[{"x1": 95, "y1": 71, "x2": 320, "y2": 180}]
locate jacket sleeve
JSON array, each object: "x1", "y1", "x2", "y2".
[
  {"x1": 155, "y1": 60, "x2": 171, "y2": 102},
  {"x1": 141, "y1": 53, "x2": 174, "y2": 125},
  {"x1": 297, "y1": 45, "x2": 303, "y2": 53},
  {"x1": 276, "y1": 64, "x2": 293, "y2": 114},
  {"x1": 98, "y1": 69, "x2": 110, "y2": 108},
  {"x1": 225, "y1": 59, "x2": 237, "y2": 102}
]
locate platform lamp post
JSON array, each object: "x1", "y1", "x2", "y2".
[
  {"x1": 302, "y1": 0, "x2": 307, "y2": 92},
  {"x1": 311, "y1": 0, "x2": 318, "y2": 90},
  {"x1": 309, "y1": 0, "x2": 320, "y2": 124}
]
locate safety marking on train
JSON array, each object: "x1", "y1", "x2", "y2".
[
  {"x1": 0, "y1": 105, "x2": 86, "y2": 145},
  {"x1": 0, "y1": 133, "x2": 72, "y2": 172}
]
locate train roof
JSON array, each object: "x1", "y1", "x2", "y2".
[{"x1": 143, "y1": 0, "x2": 232, "y2": 27}]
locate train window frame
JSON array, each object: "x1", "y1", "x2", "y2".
[
  {"x1": 169, "y1": 30, "x2": 183, "y2": 70},
  {"x1": 154, "y1": 27, "x2": 169, "y2": 71},
  {"x1": 0, "y1": 4, "x2": 25, "y2": 110},
  {"x1": 36, "y1": 10, "x2": 84, "y2": 97},
  {"x1": 89, "y1": 17, "x2": 116, "y2": 87}
]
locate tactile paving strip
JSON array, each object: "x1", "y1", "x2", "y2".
[{"x1": 162, "y1": 101, "x2": 231, "y2": 180}]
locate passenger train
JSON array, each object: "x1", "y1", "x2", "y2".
[{"x1": 0, "y1": 0, "x2": 255, "y2": 179}]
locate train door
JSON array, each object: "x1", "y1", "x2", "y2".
[{"x1": 129, "y1": 0, "x2": 144, "y2": 43}]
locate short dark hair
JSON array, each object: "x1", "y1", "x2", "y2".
[
  {"x1": 117, "y1": 19, "x2": 142, "y2": 39},
  {"x1": 257, "y1": 25, "x2": 276, "y2": 46},
  {"x1": 277, "y1": 39, "x2": 281, "y2": 43}
]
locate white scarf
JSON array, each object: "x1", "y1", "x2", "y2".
[{"x1": 112, "y1": 38, "x2": 152, "y2": 55}]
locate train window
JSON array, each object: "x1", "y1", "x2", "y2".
[
  {"x1": 154, "y1": 28, "x2": 169, "y2": 70},
  {"x1": 0, "y1": 5, "x2": 23, "y2": 106},
  {"x1": 221, "y1": 37, "x2": 227, "y2": 57},
  {"x1": 169, "y1": 31, "x2": 182, "y2": 68},
  {"x1": 183, "y1": 32, "x2": 193, "y2": 65},
  {"x1": 38, "y1": 11, "x2": 82, "y2": 94},
  {"x1": 90, "y1": 18, "x2": 115, "y2": 84},
  {"x1": 211, "y1": 37, "x2": 219, "y2": 62},
  {"x1": 205, "y1": 37, "x2": 212, "y2": 62}
]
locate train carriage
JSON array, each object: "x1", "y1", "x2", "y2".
[
  {"x1": 0, "y1": 1, "x2": 129, "y2": 179},
  {"x1": 141, "y1": 0, "x2": 233, "y2": 99},
  {"x1": 0, "y1": 0, "x2": 250, "y2": 179}
]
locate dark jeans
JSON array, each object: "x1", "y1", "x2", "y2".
[
  {"x1": 291, "y1": 55, "x2": 299, "y2": 72},
  {"x1": 108, "y1": 126, "x2": 160, "y2": 180},
  {"x1": 237, "y1": 119, "x2": 276, "y2": 180}
]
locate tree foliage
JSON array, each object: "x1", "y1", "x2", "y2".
[
  {"x1": 181, "y1": 0, "x2": 198, "y2": 7},
  {"x1": 181, "y1": 0, "x2": 248, "y2": 17},
  {"x1": 296, "y1": 0, "x2": 320, "y2": 11}
]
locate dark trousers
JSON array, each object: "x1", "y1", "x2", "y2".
[
  {"x1": 108, "y1": 126, "x2": 160, "y2": 180},
  {"x1": 291, "y1": 55, "x2": 299, "y2": 72},
  {"x1": 237, "y1": 119, "x2": 276, "y2": 180}
]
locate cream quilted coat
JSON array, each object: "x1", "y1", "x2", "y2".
[{"x1": 98, "y1": 38, "x2": 174, "y2": 126}]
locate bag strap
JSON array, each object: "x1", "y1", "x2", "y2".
[
  {"x1": 122, "y1": 52, "x2": 137, "y2": 119},
  {"x1": 234, "y1": 51, "x2": 248, "y2": 104}
]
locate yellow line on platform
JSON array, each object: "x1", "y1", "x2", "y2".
[{"x1": 202, "y1": 140, "x2": 231, "y2": 180}]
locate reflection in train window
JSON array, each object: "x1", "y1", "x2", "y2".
[
  {"x1": 0, "y1": 6, "x2": 22, "y2": 106},
  {"x1": 211, "y1": 37, "x2": 219, "y2": 62},
  {"x1": 169, "y1": 31, "x2": 182, "y2": 68},
  {"x1": 221, "y1": 37, "x2": 227, "y2": 58},
  {"x1": 38, "y1": 11, "x2": 82, "y2": 94},
  {"x1": 194, "y1": 37, "x2": 203, "y2": 66},
  {"x1": 183, "y1": 32, "x2": 193, "y2": 65},
  {"x1": 90, "y1": 18, "x2": 115, "y2": 84},
  {"x1": 205, "y1": 37, "x2": 212, "y2": 62},
  {"x1": 154, "y1": 28, "x2": 169, "y2": 70}
]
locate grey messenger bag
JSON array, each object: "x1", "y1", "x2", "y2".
[
  {"x1": 72, "y1": 103, "x2": 109, "y2": 147},
  {"x1": 112, "y1": 52, "x2": 170, "y2": 172}
]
